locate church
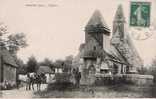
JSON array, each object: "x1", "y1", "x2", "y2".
[{"x1": 72, "y1": 5, "x2": 143, "y2": 85}]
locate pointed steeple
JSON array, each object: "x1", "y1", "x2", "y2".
[
  {"x1": 112, "y1": 4, "x2": 126, "y2": 44},
  {"x1": 113, "y1": 4, "x2": 125, "y2": 22},
  {"x1": 85, "y1": 9, "x2": 110, "y2": 35},
  {"x1": 111, "y1": 5, "x2": 143, "y2": 70}
]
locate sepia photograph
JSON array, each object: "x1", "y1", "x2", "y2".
[{"x1": 0, "y1": 0, "x2": 156, "y2": 98}]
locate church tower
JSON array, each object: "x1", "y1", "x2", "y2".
[
  {"x1": 84, "y1": 10, "x2": 110, "y2": 52},
  {"x1": 79, "y1": 10, "x2": 111, "y2": 85}
]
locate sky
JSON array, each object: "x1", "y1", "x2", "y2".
[{"x1": 0, "y1": 0, "x2": 156, "y2": 66}]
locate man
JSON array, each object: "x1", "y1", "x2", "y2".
[
  {"x1": 77, "y1": 72, "x2": 81, "y2": 87},
  {"x1": 75, "y1": 68, "x2": 81, "y2": 88}
]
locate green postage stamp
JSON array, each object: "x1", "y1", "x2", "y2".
[{"x1": 130, "y1": 2, "x2": 151, "y2": 27}]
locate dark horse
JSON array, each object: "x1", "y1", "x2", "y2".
[{"x1": 35, "y1": 74, "x2": 42, "y2": 91}]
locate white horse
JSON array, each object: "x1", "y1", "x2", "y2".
[
  {"x1": 19, "y1": 74, "x2": 31, "y2": 90},
  {"x1": 19, "y1": 73, "x2": 36, "y2": 90}
]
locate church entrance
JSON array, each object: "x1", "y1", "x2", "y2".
[{"x1": 88, "y1": 65, "x2": 96, "y2": 85}]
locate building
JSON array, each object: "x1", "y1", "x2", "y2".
[
  {"x1": 72, "y1": 5, "x2": 143, "y2": 85},
  {"x1": 0, "y1": 47, "x2": 18, "y2": 87}
]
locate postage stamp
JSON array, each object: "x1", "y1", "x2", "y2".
[
  {"x1": 129, "y1": 2, "x2": 154, "y2": 40},
  {"x1": 130, "y1": 2, "x2": 151, "y2": 27}
]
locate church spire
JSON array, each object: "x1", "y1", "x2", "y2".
[
  {"x1": 85, "y1": 9, "x2": 110, "y2": 35},
  {"x1": 112, "y1": 4, "x2": 126, "y2": 44},
  {"x1": 113, "y1": 4, "x2": 125, "y2": 23}
]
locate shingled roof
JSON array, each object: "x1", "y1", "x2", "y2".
[
  {"x1": 0, "y1": 48, "x2": 18, "y2": 68},
  {"x1": 85, "y1": 10, "x2": 110, "y2": 35}
]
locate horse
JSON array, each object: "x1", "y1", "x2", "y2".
[
  {"x1": 34, "y1": 74, "x2": 42, "y2": 91},
  {"x1": 19, "y1": 72, "x2": 45, "y2": 91},
  {"x1": 18, "y1": 74, "x2": 31, "y2": 90},
  {"x1": 22, "y1": 72, "x2": 36, "y2": 91},
  {"x1": 28, "y1": 72, "x2": 37, "y2": 90},
  {"x1": 33, "y1": 73, "x2": 45, "y2": 91}
]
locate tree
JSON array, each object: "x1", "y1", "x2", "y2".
[
  {"x1": 54, "y1": 59, "x2": 64, "y2": 68},
  {"x1": 7, "y1": 33, "x2": 28, "y2": 55},
  {"x1": 39, "y1": 58, "x2": 53, "y2": 66},
  {"x1": 26, "y1": 55, "x2": 38, "y2": 73},
  {"x1": 16, "y1": 58, "x2": 27, "y2": 74},
  {"x1": 64, "y1": 55, "x2": 73, "y2": 72},
  {"x1": 65, "y1": 55, "x2": 73, "y2": 64},
  {"x1": 0, "y1": 23, "x2": 8, "y2": 48},
  {"x1": 0, "y1": 23, "x2": 28, "y2": 57}
]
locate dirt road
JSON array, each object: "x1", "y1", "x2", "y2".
[{"x1": 1, "y1": 84, "x2": 48, "y2": 98}]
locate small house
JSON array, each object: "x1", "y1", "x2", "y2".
[{"x1": 0, "y1": 48, "x2": 18, "y2": 88}]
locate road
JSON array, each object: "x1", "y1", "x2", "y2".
[{"x1": 1, "y1": 84, "x2": 48, "y2": 98}]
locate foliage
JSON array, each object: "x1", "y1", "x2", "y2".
[
  {"x1": 65, "y1": 55, "x2": 73, "y2": 63},
  {"x1": 26, "y1": 55, "x2": 38, "y2": 73},
  {"x1": 39, "y1": 58, "x2": 53, "y2": 66},
  {"x1": 16, "y1": 58, "x2": 27, "y2": 74},
  {"x1": 64, "y1": 55, "x2": 73, "y2": 67},
  {"x1": 38, "y1": 58, "x2": 55, "y2": 72},
  {"x1": 7, "y1": 33, "x2": 28, "y2": 55},
  {"x1": 53, "y1": 59, "x2": 64, "y2": 68},
  {"x1": 0, "y1": 23, "x2": 8, "y2": 49},
  {"x1": 0, "y1": 23, "x2": 28, "y2": 55}
]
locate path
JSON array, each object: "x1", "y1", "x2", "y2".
[{"x1": 1, "y1": 84, "x2": 48, "y2": 98}]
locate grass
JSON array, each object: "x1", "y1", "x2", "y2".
[{"x1": 33, "y1": 82, "x2": 156, "y2": 98}]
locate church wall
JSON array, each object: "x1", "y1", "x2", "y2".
[
  {"x1": 84, "y1": 33, "x2": 102, "y2": 52},
  {"x1": 103, "y1": 34, "x2": 111, "y2": 52}
]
